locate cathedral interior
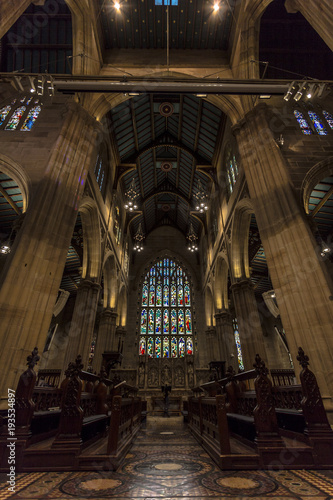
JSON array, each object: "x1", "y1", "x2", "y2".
[{"x1": 0, "y1": 0, "x2": 333, "y2": 498}]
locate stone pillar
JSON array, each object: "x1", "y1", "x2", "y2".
[
  {"x1": 215, "y1": 310, "x2": 238, "y2": 371},
  {"x1": 0, "y1": 103, "x2": 99, "y2": 398},
  {"x1": 231, "y1": 280, "x2": 267, "y2": 370},
  {"x1": 92, "y1": 308, "x2": 118, "y2": 372},
  {"x1": 63, "y1": 279, "x2": 101, "y2": 372},
  {"x1": 285, "y1": 0, "x2": 333, "y2": 51},
  {"x1": 205, "y1": 327, "x2": 218, "y2": 362},
  {"x1": 233, "y1": 104, "x2": 333, "y2": 401}
]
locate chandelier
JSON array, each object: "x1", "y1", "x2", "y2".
[
  {"x1": 194, "y1": 179, "x2": 208, "y2": 212},
  {"x1": 133, "y1": 223, "x2": 144, "y2": 252},
  {"x1": 124, "y1": 178, "x2": 138, "y2": 212},
  {"x1": 187, "y1": 223, "x2": 198, "y2": 252}
]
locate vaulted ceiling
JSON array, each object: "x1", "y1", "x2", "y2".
[{"x1": 110, "y1": 93, "x2": 224, "y2": 238}]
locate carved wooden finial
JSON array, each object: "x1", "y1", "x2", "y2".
[
  {"x1": 226, "y1": 365, "x2": 236, "y2": 381},
  {"x1": 98, "y1": 367, "x2": 107, "y2": 382},
  {"x1": 65, "y1": 355, "x2": 83, "y2": 378},
  {"x1": 297, "y1": 347, "x2": 309, "y2": 368},
  {"x1": 26, "y1": 347, "x2": 40, "y2": 369},
  {"x1": 253, "y1": 354, "x2": 268, "y2": 376}
]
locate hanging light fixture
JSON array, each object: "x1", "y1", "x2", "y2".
[
  {"x1": 194, "y1": 179, "x2": 209, "y2": 212},
  {"x1": 133, "y1": 223, "x2": 144, "y2": 252},
  {"x1": 0, "y1": 239, "x2": 11, "y2": 254},
  {"x1": 124, "y1": 178, "x2": 139, "y2": 212},
  {"x1": 187, "y1": 223, "x2": 198, "y2": 252}
]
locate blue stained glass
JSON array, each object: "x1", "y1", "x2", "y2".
[
  {"x1": 21, "y1": 103, "x2": 42, "y2": 131},
  {"x1": 171, "y1": 285, "x2": 177, "y2": 306},
  {"x1": 178, "y1": 286, "x2": 183, "y2": 306},
  {"x1": 149, "y1": 286, "x2": 155, "y2": 306},
  {"x1": 323, "y1": 111, "x2": 333, "y2": 129},
  {"x1": 155, "y1": 337, "x2": 161, "y2": 358},
  {"x1": 163, "y1": 277, "x2": 169, "y2": 286},
  {"x1": 227, "y1": 171, "x2": 233, "y2": 193},
  {"x1": 148, "y1": 309, "x2": 154, "y2": 334},
  {"x1": 294, "y1": 110, "x2": 312, "y2": 135},
  {"x1": 5, "y1": 106, "x2": 26, "y2": 130},
  {"x1": 308, "y1": 111, "x2": 327, "y2": 135},
  {"x1": 233, "y1": 318, "x2": 244, "y2": 371},
  {"x1": 163, "y1": 309, "x2": 169, "y2": 333},
  {"x1": 142, "y1": 285, "x2": 148, "y2": 306},
  {"x1": 171, "y1": 309, "x2": 177, "y2": 334},
  {"x1": 0, "y1": 105, "x2": 12, "y2": 126},
  {"x1": 163, "y1": 337, "x2": 169, "y2": 357},
  {"x1": 178, "y1": 310, "x2": 184, "y2": 333},
  {"x1": 148, "y1": 337, "x2": 154, "y2": 357},
  {"x1": 171, "y1": 337, "x2": 177, "y2": 357}
]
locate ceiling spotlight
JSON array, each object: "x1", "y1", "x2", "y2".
[
  {"x1": 213, "y1": 3, "x2": 220, "y2": 11},
  {"x1": 114, "y1": 1, "x2": 120, "y2": 10},
  {"x1": 294, "y1": 81, "x2": 307, "y2": 102},
  {"x1": 306, "y1": 83, "x2": 317, "y2": 99},
  {"x1": 283, "y1": 81, "x2": 295, "y2": 102}
]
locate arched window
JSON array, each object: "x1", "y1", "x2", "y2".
[
  {"x1": 323, "y1": 111, "x2": 333, "y2": 130},
  {"x1": 232, "y1": 318, "x2": 244, "y2": 371},
  {"x1": 294, "y1": 110, "x2": 312, "y2": 135},
  {"x1": 225, "y1": 144, "x2": 239, "y2": 194},
  {"x1": 139, "y1": 258, "x2": 194, "y2": 358},
  {"x1": 0, "y1": 97, "x2": 42, "y2": 131},
  {"x1": 308, "y1": 111, "x2": 327, "y2": 136},
  {"x1": 94, "y1": 155, "x2": 105, "y2": 192}
]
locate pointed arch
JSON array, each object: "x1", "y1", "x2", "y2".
[
  {"x1": 118, "y1": 284, "x2": 127, "y2": 327},
  {"x1": 102, "y1": 251, "x2": 118, "y2": 309},
  {"x1": 302, "y1": 157, "x2": 333, "y2": 214},
  {"x1": 214, "y1": 252, "x2": 230, "y2": 310},
  {"x1": 205, "y1": 284, "x2": 215, "y2": 327},
  {"x1": 0, "y1": 154, "x2": 30, "y2": 212},
  {"x1": 79, "y1": 196, "x2": 101, "y2": 280},
  {"x1": 231, "y1": 198, "x2": 255, "y2": 280}
]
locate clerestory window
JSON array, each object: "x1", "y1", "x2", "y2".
[{"x1": 0, "y1": 96, "x2": 42, "y2": 131}]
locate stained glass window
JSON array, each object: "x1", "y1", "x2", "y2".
[
  {"x1": 225, "y1": 144, "x2": 239, "y2": 194},
  {"x1": 308, "y1": 112, "x2": 327, "y2": 135},
  {"x1": 94, "y1": 155, "x2": 106, "y2": 192},
  {"x1": 0, "y1": 106, "x2": 12, "y2": 126},
  {"x1": 5, "y1": 106, "x2": 26, "y2": 130},
  {"x1": 232, "y1": 318, "x2": 244, "y2": 371},
  {"x1": 294, "y1": 110, "x2": 312, "y2": 135},
  {"x1": 139, "y1": 258, "x2": 194, "y2": 357},
  {"x1": 21, "y1": 104, "x2": 42, "y2": 131},
  {"x1": 323, "y1": 111, "x2": 333, "y2": 129}
]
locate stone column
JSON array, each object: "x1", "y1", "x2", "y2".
[
  {"x1": 62, "y1": 279, "x2": 101, "y2": 372},
  {"x1": 0, "y1": 103, "x2": 99, "y2": 397},
  {"x1": 92, "y1": 308, "x2": 118, "y2": 372},
  {"x1": 215, "y1": 310, "x2": 238, "y2": 371},
  {"x1": 285, "y1": 0, "x2": 333, "y2": 51},
  {"x1": 205, "y1": 327, "x2": 218, "y2": 362},
  {"x1": 234, "y1": 104, "x2": 333, "y2": 401},
  {"x1": 231, "y1": 280, "x2": 267, "y2": 370}
]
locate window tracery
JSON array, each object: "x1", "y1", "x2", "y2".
[
  {"x1": 0, "y1": 97, "x2": 42, "y2": 131},
  {"x1": 139, "y1": 258, "x2": 194, "y2": 358},
  {"x1": 308, "y1": 111, "x2": 327, "y2": 136},
  {"x1": 294, "y1": 110, "x2": 312, "y2": 135},
  {"x1": 232, "y1": 318, "x2": 244, "y2": 371},
  {"x1": 225, "y1": 144, "x2": 239, "y2": 194},
  {"x1": 323, "y1": 111, "x2": 333, "y2": 130}
]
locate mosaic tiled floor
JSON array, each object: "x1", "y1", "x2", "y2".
[{"x1": 1, "y1": 417, "x2": 333, "y2": 499}]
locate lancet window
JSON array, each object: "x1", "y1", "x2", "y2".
[
  {"x1": 232, "y1": 318, "x2": 244, "y2": 371},
  {"x1": 323, "y1": 111, "x2": 333, "y2": 130},
  {"x1": 225, "y1": 144, "x2": 239, "y2": 194},
  {"x1": 294, "y1": 110, "x2": 312, "y2": 135},
  {"x1": 0, "y1": 97, "x2": 42, "y2": 131},
  {"x1": 139, "y1": 258, "x2": 194, "y2": 358}
]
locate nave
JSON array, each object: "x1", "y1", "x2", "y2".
[{"x1": 1, "y1": 416, "x2": 333, "y2": 499}]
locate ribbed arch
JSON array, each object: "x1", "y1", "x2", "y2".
[
  {"x1": 79, "y1": 196, "x2": 101, "y2": 280},
  {"x1": 231, "y1": 198, "x2": 255, "y2": 280}
]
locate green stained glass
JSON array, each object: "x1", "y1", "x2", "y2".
[
  {"x1": 185, "y1": 310, "x2": 192, "y2": 334},
  {"x1": 139, "y1": 337, "x2": 146, "y2": 355},
  {"x1": 148, "y1": 337, "x2": 154, "y2": 357},
  {"x1": 184, "y1": 284, "x2": 190, "y2": 306},
  {"x1": 163, "y1": 337, "x2": 169, "y2": 357},
  {"x1": 171, "y1": 337, "x2": 177, "y2": 357},
  {"x1": 155, "y1": 309, "x2": 162, "y2": 334},
  {"x1": 156, "y1": 285, "x2": 162, "y2": 306},
  {"x1": 142, "y1": 285, "x2": 148, "y2": 306},
  {"x1": 21, "y1": 105, "x2": 42, "y2": 131},
  {"x1": 155, "y1": 337, "x2": 161, "y2": 358},
  {"x1": 179, "y1": 338, "x2": 185, "y2": 357},
  {"x1": 148, "y1": 309, "x2": 154, "y2": 334},
  {"x1": 163, "y1": 286, "x2": 169, "y2": 306},
  {"x1": 140, "y1": 309, "x2": 147, "y2": 334},
  {"x1": 5, "y1": 106, "x2": 26, "y2": 130}
]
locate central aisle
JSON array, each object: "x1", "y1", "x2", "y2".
[{"x1": 2, "y1": 416, "x2": 333, "y2": 498}]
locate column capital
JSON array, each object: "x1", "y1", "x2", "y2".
[
  {"x1": 100, "y1": 307, "x2": 118, "y2": 321},
  {"x1": 230, "y1": 279, "x2": 253, "y2": 293},
  {"x1": 214, "y1": 309, "x2": 232, "y2": 323},
  {"x1": 78, "y1": 279, "x2": 101, "y2": 293}
]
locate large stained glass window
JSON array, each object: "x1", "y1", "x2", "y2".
[
  {"x1": 232, "y1": 318, "x2": 244, "y2": 371},
  {"x1": 225, "y1": 144, "x2": 239, "y2": 194},
  {"x1": 139, "y1": 258, "x2": 194, "y2": 358},
  {"x1": 21, "y1": 104, "x2": 42, "y2": 131},
  {"x1": 5, "y1": 106, "x2": 26, "y2": 130},
  {"x1": 0, "y1": 97, "x2": 42, "y2": 131}
]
